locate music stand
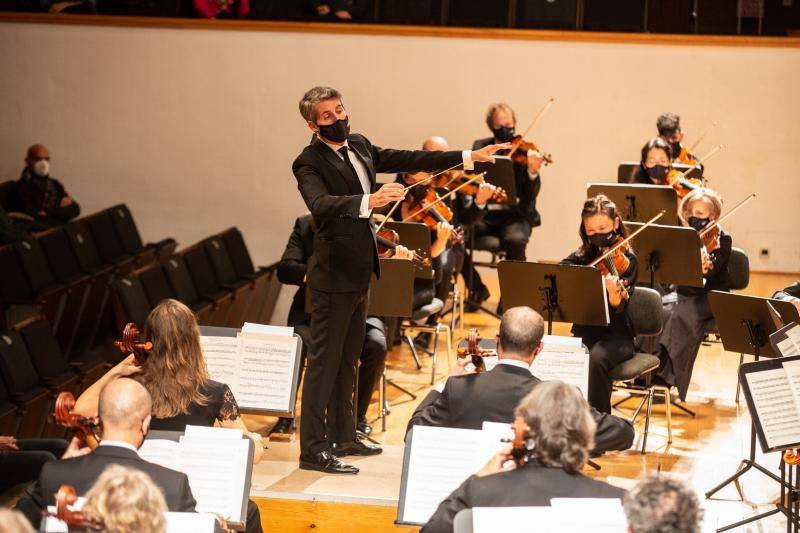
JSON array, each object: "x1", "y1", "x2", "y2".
[
  {"x1": 705, "y1": 291, "x2": 800, "y2": 532},
  {"x1": 384, "y1": 221, "x2": 433, "y2": 279},
  {"x1": 473, "y1": 155, "x2": 517, "y2": 204},
  {"x1": 617, "y1": 161, "x2": 703, "y2": 183},
  {"x1": 587, "y1": 183, "x2": 680, "y2": 226},
  {"x1": 623, "y1": 222, "x2": 704, "y2": 288},
  {"x1": 497, "y1": 261, "x2": 609, "y2": 335}
]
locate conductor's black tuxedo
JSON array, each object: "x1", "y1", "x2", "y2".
[
  {"x1": 406, "y1": 363, "x2": 635, "y2": 455},
  {"x1": 14, "y1": 444, "x2": 196, "y2": 528},
  {"x1": 292, "y1": 133, "x2": 467, "y2": 458}
]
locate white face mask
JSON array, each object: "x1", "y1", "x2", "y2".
[{"x1": 31, "y1": 159, "x2": 50, "y2": 177}]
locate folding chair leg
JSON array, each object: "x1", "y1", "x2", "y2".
[
  {"x1": 629, "y1": 395, "x2": 648, "y2": 424},
  {"x1": 405, "y1": 335, "x2": 423, "y2": 370},
  {"x1": 431, "y1": 327, "x2": 439, "y2": 385},
  {"x1": 641, "y1": 389, "x2": 654, "y2": 454}
]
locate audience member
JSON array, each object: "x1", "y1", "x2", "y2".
[{"x1": 13, "y1": 144, "x2": 80, "y2": 229}]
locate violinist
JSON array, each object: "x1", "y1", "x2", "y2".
[
  {"x1": 631, "y1": 137, "x2": 700, "y2": 199},
  {"x1": 406, "y1": 307, "x2": 634, "y2": 454},
  {"x1": 656, "y1": 188, "x2": 731, "y2": 402},
  {"x1": 657, "y1": 112, "x2": 700, "y2": 165},
  {"x1": 421, "y1": 381, "x2": 625, "y2": 533},
  {"x1": 560, "y1": 195, "x2": 638, "y2": 413}
]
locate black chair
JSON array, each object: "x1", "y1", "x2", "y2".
[
  {"x1": 219, "y1": 227, "x2": 275, "y2": 323},
  {"x1": 0, "y1": 376, "x2": 20, "y2": 436},
  {"x1": 84, "y1": 210, "x2": 141, "y2": 270},
  {"x1": 203, "y1": 236, "x2": 259, "y2": 325},
  {"x1": 108, "y1": 204, "x2": 177, "y2": 263},
  {"x1": 17, "y1": 317, "x2": 82, "y2": 397},
  {"x1": 0, "y1": 330, "x2": 52, "y2": 438},
  {"x1": 182, "y1": 246, "x2": 242, "y2": 327},
  {"x1": 137, "y1": 263, "x2": 176, "y2": 308},
  {"x1": 111, "y1": 276, "x2": 152, "y2": 331},
  {"x1": 161, "y1": 255, "x2": 220, "y2": 325}
]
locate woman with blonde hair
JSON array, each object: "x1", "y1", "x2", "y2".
[{"x1": 83, "y1": 465, "x2": 167, "y2": 533}]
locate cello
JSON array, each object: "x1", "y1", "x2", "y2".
[{"x1": 114, "y1": 323, "x2": 152, "y2": 365}]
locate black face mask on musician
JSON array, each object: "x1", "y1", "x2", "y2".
[
  {"x1": 645, "y1": 164, "x2": 669, "y2": 183},
  {"x1": 588, "y1": 231, "x2": 617, "y2": 249},
  {"x1": 492, "y1": 125, "x2": 516, "y2": 143},
  {"x1": 687, "y1": 216, "x2": 711, "y2": 231},
  {"x1": 669, "y1": 141, "x2": 682, "y2": 158},
  {"x1": 317, "y1": 116, "x2": 350, "y2": 143}
]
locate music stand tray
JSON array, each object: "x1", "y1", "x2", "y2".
[
  {"x1": 473, "y1": 155, "x2": 517, "y2": 204},
  {"x1": 623, "y1": 222, "x2": 704, "y2": 287},
  {"x1": 587, "y1": 183, "x2": 680, "y2": 226},
  {"x1": 617, "y1": 161, "x2": 702, "y2": 183},
  {"x1": 498, "y1": 260, "x2": 609, "y2": 334},
  {"x1": 385, "y1": 221, "x2": 433, "y2": 279}
]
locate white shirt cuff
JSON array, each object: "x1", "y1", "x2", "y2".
[
  {"x1": 359, "y1": 194, "x2": 372, "y2": 218},
  {"x1": 462, "y1": 150, "x2": 474, "y2": 171},
  {"x1": 433, "y1": 381, "x2": 445, "y2": 393},
  {"x1": 528, "y1": 170, "x2": 540, "y2": 180}
]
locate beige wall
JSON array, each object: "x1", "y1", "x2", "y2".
[{"x1": 0, "y1": 22, "x2": 798, "y2": 274}]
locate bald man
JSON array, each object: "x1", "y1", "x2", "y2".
[
  {"x1": 406, "y1": 307, "x2": 635, "y2": 455},
  {"x1": 15, "y1": 378, "x2": 197, "y2": 528},
  {"x1": 13, "y1": 144, "x2": 80, "y2": 228}
]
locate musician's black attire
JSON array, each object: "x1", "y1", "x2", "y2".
[
  {"x1": 560, "y1": 247, "x2": 638, "y2": 413},
  {"x1": 774, "y1": 281, "x2": 800, "y2": 302},
  {"x1": 292, "y1": 133, "x2": 470, "y2": 467}
]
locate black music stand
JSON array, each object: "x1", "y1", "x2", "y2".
[
  {"x1": 587, "y1": 183, "x2": 680, "y2": 226},
  {"x1": 617, "y1": 161, "x2": 703, "y2": 183},
  {"x1": 384, "y1": 221, "x2": 433, "y2": 280},
  {"x1": 705, "y1": 291, "x2": 800, "y2": 532},
  {"x1": 497, "y1": 261, "x2": 609, "y2": 335},
  {"x1": 623, "y1": 222, "x2": 704, "y2": 288}
]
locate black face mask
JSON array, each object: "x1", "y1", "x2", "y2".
[
  {"x1": 687, "y1": 216, "x2": 710, "y2": 231},
  {"x1": 491, "y1": 125, "x2": 516, "y2": 143},
  {"x1": 588, "y1": 231, "x2": 617, "y2": 249},
  {"x1": 317, "y1": 116, "x2": 350, "y2": 143},
  {"x1": 669, "y1": 141, "x2": 682, "y2": 159},
  {"x1": 645, "y1": 164, "x2": 670, "y2": 183}
]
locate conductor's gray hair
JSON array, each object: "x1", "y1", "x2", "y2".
[
  {"x1": 299, "y1": 86, "x2": 343, "y2": 122},
  {"x1": 515, "y1": 381, "x2": 595, "y2": 474},
  {"x1": 624, "y1": 476, "x2": 703, "y2": 533}
]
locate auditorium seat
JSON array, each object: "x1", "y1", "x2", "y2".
[
  {"x1": 137, "y1": 263, "x2": 175, "y2": 307},
  {"x1": 162, "y1": 255, "x2": 223, "y2": 325},
  {"x1": 0, "y1": 377, "x2": 20, "y2": 436},
  {"x1": 182, "y1": 245, "x2": 245, "y2": 328},
  {"x1": 203, "y1": 235, "x2": 261, "y2": 325},
  {"x1": 219, "y1": 227, "x2": 278, "y2": 323},
  {"x1": 111, "y1": 276, "x2": 153, "y2": 330},
  {"x1": 0, "y1": 330, "x2": 52, "y2": 438},
  {"x1": 0, "y1": 180, "x2": 16, "y2": 212},
  {"x1": 17, "y1": 317, "x2": 82, "y2": 397},
  {"x1": 64, "y1": 219, "x2": 134, "y2": 277},
  {"x1": 108, "y1": 204, "x2": 177, "y2": 263},
  {"x1": 85, "y1": 210, "x2": 146, "y2": 268}
]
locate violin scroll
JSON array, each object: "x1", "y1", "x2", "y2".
[
  {"x1": 48, "y1": 485, "x2": 101, "y2": 530},
  {"x1": 53, "y1": 392, "x2": 101, "y2": 449},
  {"x1": 456, "y1": 328, "x2": 497, "y2": 373}
]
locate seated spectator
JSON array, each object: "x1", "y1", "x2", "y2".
[
  {"x1": 310, "y1": 0, "x2": 369, "y2": 21},
  {"x1": 421, "y1": 380, "x2": 625, "y2": 533},
  {"x1": 0, "y1": 436, "x2": 68, "y2": 492},
  {"x1": 0, "y1": 206, "x2": 21, "y2": 244},
  {"x1": 623, "y1": 476, "x2": 703, "y2": 533},
  {"x1": 13, "y1": 144, "x2": 80, "y2": 229},
  {"x1": 193, "y1": 0, "x2": 249, "y2": 19},
  {"x1": 82, "y1": 465, "x2": 167, "y2": 533},
  {"x1": 14, "y1": 378, "x2": 197, "y2": 529},
  {"x1": 407, "y1": 306, "x2": 635, "y2": 455},
  {"x1": 0, "y1": 509, "x2": 34, "y2": 533}
]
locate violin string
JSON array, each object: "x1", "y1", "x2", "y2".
[{"x1": 401, "y1": 173, "x2": 485, "y2": 223}]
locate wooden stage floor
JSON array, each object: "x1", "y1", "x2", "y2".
[{"x1": 245, "y1": 272, "x2": 798, "y2": 533}]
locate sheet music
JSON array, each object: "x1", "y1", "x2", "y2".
[
  {"x1": 530, "y1": 350, "x2": 590, "y2": 399},
  {"x1": 164, "y1": 513, "x2": 216, "y2": 533},
  {"x1": 745, "y1": 368, "x2": 800, "y2": 449},
  {"x1": 541, "y1": 335, "x2": 583, "y2": 352},
  {"x1": 401, "y1": 426, "x2": 486, "y2": 525},
  {"x1": 242, "y1": 322, "x2": 293, "y2": 336},
  {"x1": 776, "y1": 324, "x2": 800, "y2": 356},
  {"x1": 200, "y1": 335, "x2": 240, "y2": 389},
  {"x1": 473, "y1": 507, "x2": 560, "y2": 533},
  {"x1": 138, "y1": 439, "x2": 180, "y2": 468},
  {"x1": 550, "y1": 498, "x2": 627, "y2": 532},
  {"x1": 237, "y1": 331, "x2": 298, "y2": 410}
]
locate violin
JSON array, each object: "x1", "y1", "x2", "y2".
[
  {"x1": 665, "y1": 169, "x2": 702, "y2": 199},
  {"x1": 508, "y1": 418, "x2": 530, "y2": 467},
  {"x1": 53, "y1": 392, "x2": 101, "y2": 450},
  {"x1": 44, "y1": 485, "x2": 102, "y2": 531},
  {"x1": 456, "y1": 328, "x2": 497, "y2": 373},
  {"x1": 114, "y1": 322, "x2": 152, "y2": 365},
  {"x1": 700, "y1": 224, "x2": 721, "y2": 254},
  {"x1": 402, "y1": 186, "x2": 464, "y2": 244},
  {"x1": 593, "y1": 236, "x2": 631, "y2": 301},
  {"x1": 508, "y1": 136, "x2": 553, "y2": 167},
  {"x1": 434, "y1": 170, "x2": 508, "y2": 204},
  {"x1": 376, "y1": 227, "x2": 431, "y2": 267}
]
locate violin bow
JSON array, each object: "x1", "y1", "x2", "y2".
[
  {"x1": 589, "y1": 210, "x2": 665, "y2": 268},
  {"x1": 680, "y1": 143, "x2": 723, "y2": 182},
  {"x1": 688, "y1": 121, "x2": 718, "y2": 153},
  {"x1": 401, "y1": 173, "x2": 485, "y2": 222},
  {"x1": 508, "y1": 97, "x2": 555, "y2": 159},
  {"x1": 698, "y1": 193, "x2": 756, "y2": 238},
  {"x1": 375, "y1": 162, "x2": 465, "y2": 233}
]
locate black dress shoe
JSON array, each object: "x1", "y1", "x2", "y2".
[
  {"x1": 466, "y1": 285, "x2": 491, "y2": 310},
  {"x1": 299, "y1": 450, "x2": 359, "y2": 474},
  {"x1": 331, "y1": 439, "x2": 382, "y2": 457},
  {"x1": 269, "y1": 417, "x2": 293, "y2": 435},
  {"x1": 413, "y1": 332, "x2": 432, "y2": 350},
  {"x1": 357, "y1": 416, "x2": 372, "y2": 436}
]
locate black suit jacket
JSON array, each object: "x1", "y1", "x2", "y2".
[
  {"x1": 406, "y1": 364, "x2": 634, "y2": 454},
  {"x1": 421, "y1": 460, "x2": 625, "y2": 533},
  {"x1": 277, "y1": 214, "x2": 315, "y2": 327},
  {"x1": 292, "y1": 133, "x2": 464, "y2": 293},
  {"x1": 472, "y1": 136, "x2": 541, "y2": 227},
  {"x1": 774, "y1": 281, "x2": 800, "y2": 302},
  {"x1": 15, "y1": 445, "x2": 197, "y2": 528}
]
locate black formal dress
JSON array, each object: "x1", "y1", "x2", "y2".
[
  {"x1": 292, "y1": 133, "x2": 466, "y2": 458},
  {"x1": 13, "y1": 167, "x2": 80, "y2": 228},
  {"x1": 14, "y1": 444, "x2": 197, "y2": 529},
  {"x1": 406, "y1": 363, "x2": 634, "y2": 454},
  {"x1": 422, "y1": 459, "x2": 625, "y2": 533},
  {"x1": 657, "y1": 231, "x2": 732, "y2": 400},
  {"x1": 276, "y1": 214, "x2": 387, "y2": 424},
  {"x1": 561, "y1": 248, "x2": 638, "y2": 413}
]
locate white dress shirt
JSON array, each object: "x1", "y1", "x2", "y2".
[{"x1": 98, "y1": 440, "x2": 139, "y2": 453}]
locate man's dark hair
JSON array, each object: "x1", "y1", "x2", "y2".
[
  {"x1": 640, "y1": 137, "x2": 673, "y2": 162},
  {"x1": 498, "y1": 307, "x2": 544, "y2": 355},
  {"x1": 656, "y1": 112, "x2": 681, "y2": 137}
]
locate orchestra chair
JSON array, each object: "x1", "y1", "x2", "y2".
[
  {"x1": 609, "y1": 286, "x2": 671, "y2": 454},
  {"x1": 162, "y1": 254, "x2": 228, "y2": 326},
  {"x1": 0, "y1": 329, "x2": 53, "y2": 438},
  {"x1": 0, "y1": 378, "x2": 20, "y2": 436},
  {"x1": 401, "y1": 298, "x2": 453, "y2": 385},
  {"x1": 453, "y1": 508, "x2": 473, "y2": 533},
  {"x1": 182, "y1": 245, "x2": 246, "y2": 328}
]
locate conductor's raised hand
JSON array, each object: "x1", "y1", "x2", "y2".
[
  {"x1": 368, "y1": 182, "x2": 405, "y2": 209},
  {"x1": 471, "y1": 142, "x2": 511, "y2": 164}
]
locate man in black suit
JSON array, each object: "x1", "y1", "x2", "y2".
[
  {"x1": 292, "y1": 86, "x2": 507, "y2": 474},
  {"x1": 15, "y1": 378, "x2": 197, "y2": 528},
  {"x1": 774, "y1": 281, "x2": 800, "y2": 313},
  {"x1": 274, "y1": 213, "x2": 395, "y2": 436},
  {"x1": 422, "y1": 380, "x2": 626, "y2": 533},
  {"x1": 407, "y1": 307, "x2": 634, "y2": 455}
]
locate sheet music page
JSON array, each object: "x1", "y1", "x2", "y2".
[
  {"x1": 242, "y1": 322, "x2": 294, "y2": 336},
  {"x1": 200, "y1": 335, "x2": 240, "y2": 390},
  {"x1": 184, "y1": 425, "x2": 243, "y2": 440},
  {"x1": 745, "y1": 368, "x2": 800, "y2": 449},
  {"x1": 236, "y1": 331, "x2": 299, "y2": 411},
  {"x1": 473, "y1": 507, "x2": 560, "y2": 533},
  {"x1": 781, "y1": 360, "x2": 800, "y2": 416},
  {"x1": 550, "y1": 498, "x2": 627, "y2": 532},
  {"x1": 401, "y1": 426, "x2": 485, "y2": 525},
  {"x1": 137, "y1": 439, "x2": 180, "y2": 469},
  {"x1": 541, "y1": 335, "x2": 583, "y2": 352},
  {"x1": 530, "y1": 350, "x2": 590, "y2": 399},
  {"x1": 600, "y1": 275, "x2": 610, "y2": 324},
  {"x1": 165, "y1": 512, "x2": 216, "y2": 533},
  {"x1": 778, "y1": 337, "x2": 800, "y2": 356}
]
